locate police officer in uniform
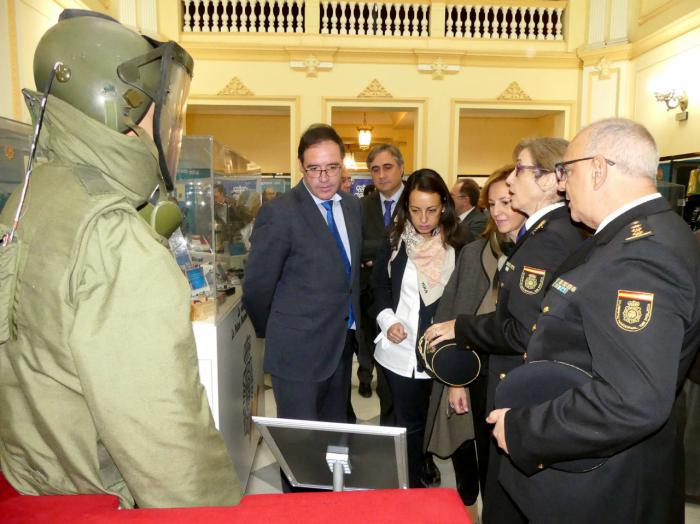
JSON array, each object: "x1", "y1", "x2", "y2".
[
  {"x1": 428, "y1": 137, "x2": 584, "y2": 523},
  {"x1": 489, "y1": 118, "x2": 700, "y2": 523},
  {"x1": 0, "y1": 11, "x2": 241, "y2": 508}
]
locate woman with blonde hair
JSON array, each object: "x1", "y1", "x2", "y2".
[
  {"x1": 427, "y1": 137, "x2": 585, "y2": 523},
  {"x1": 423, "y1": 165, "x2": 525, "y2": 512}
]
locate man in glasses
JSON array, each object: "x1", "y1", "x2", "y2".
[
  {"x1": 488, "y1": 118, "x2": 700, "y2": 523},
  {"x1": 243, "y1": 124, "x2": 362, "y2": 491}
]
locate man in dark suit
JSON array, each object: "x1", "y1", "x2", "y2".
[
  {"x1": 359, "y1": 144, "x2": 405, "y2": 406},
  {"x1": 451, "y1": 179, "x2": 487, "y2": 237},
  {"x1": 488, "y1": 118, "x2": 700, "y2": 523},
  {"x1": 243, "y1": 124, "x2": 362, "y2": 489}
]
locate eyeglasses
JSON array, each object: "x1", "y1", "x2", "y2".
[
  {"x1": 304, "y1": 164, "x2": 342, "y2": 179},
  {"x1": 554, "y1": 157, "x2": 616, "y2": 182},
  {"x1": 514, "y1": 162, "x2": 551, "y2": 177}
]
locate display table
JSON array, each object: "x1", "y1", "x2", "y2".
[
  {"x1": 0, "y1": 472, "x2": 472, "y2": 524},
  {"x1": 192, "y1": 291, "x2": 265, "y2": 492}
]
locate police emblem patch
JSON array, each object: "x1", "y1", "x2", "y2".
[
  {"x1": 615, "y1": 290, "x2": 654, "y2": 332},
  {"x1": 519, "y1": 266, "x2": 546, "y2": 295}
]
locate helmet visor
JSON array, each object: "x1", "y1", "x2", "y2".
[
  {"x1": 154, "y1": 58, "x2": 190, "y2": 191},
  {"x1": 118, "y1": 40, "x2": 194, "y2": 191}
]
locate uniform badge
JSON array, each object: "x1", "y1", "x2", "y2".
[
  {"x1": 552, "y1": 277, "x2": 577, "y2": 295},
  {"x1": 519, "y1": 266, "x2": 546, "y2": 295},
  {"x1": 615, "y1": 290, "x2": 654, "y2": 332}
]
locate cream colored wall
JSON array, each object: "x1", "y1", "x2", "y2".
[
  {"x1": 186, "y1": 113, "x2": 291, "y2": 172},
  {"x1": 458, "y1": 115, "x2": 560, "y2": 175},
  {"x1": 629, "y1": 0, "x2": 700, "y2": 42},
  {"x1": 630, "y1": 25, "x2": 700, "y2": 157},
  {"x1": 0, "y1": 0, "x2": 111, "y2": 122},
  {"x1": 188, "y1": 59, "x2": 580, "y2": 185}
]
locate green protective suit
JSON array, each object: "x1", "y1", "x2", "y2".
[{"x1": 0, "y1": 94, "x2": 242, "y2": 508}]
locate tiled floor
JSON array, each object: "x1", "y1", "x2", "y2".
[{"x1": 245, "y1": 359, "x2": 700, "y2": 523}]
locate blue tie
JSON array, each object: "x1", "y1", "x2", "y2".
[
  {"x1": 321, "y1": 200, "x2": 354, "y2": 328},
  {"x1": 517, "y1": 224, "x2": 527, "y2": 241},
  {"x1": 383, "y1": 199, "x2": 394, "y2": 228}
]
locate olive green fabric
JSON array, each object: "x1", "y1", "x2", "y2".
[{"x1": 0, "y1": 94, "x2": 241, "y2": 508}]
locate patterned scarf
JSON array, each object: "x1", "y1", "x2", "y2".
[{"x1": 397, "y1": 222, "x2": 455, "y2": 306}]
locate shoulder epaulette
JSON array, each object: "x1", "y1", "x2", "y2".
[
  {"x1": 624, "y1": 218, "x2": 653, "y2": 242},
  {"x1": 531, "y1": 218, "x2": 547, "y2": 235}
]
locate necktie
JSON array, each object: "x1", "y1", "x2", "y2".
[
  {"x1": 321, "y1": 200, "x2": 354, "y2": 328},
  {"x1": 516, "y1": 224, "x2": 527, "y2": 242},
  {"x1": 383, "y1": 199, "x2": 394, "y2": 228}
]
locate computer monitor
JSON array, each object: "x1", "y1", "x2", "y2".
[{"x1": 252, "y1": 416, "x2": 408, "y2": 491}]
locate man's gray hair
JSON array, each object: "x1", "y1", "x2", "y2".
[
  {"x1": 366, "y1": 144, "x2": 404, "y2": 169},
  {"x1": 581, "y1": 118, "x2": 659, "y2": 181}
]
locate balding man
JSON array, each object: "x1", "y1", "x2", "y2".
[
  {"x1": 450, "y1": 179, "x2": 486, "y2": 237},
  {"x1": 487, "y1": 118, "x2": 700, "y2": 523}
]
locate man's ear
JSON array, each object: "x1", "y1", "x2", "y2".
[{"x1": 591, "y1": 155, "x2": 608, "y2": 190}]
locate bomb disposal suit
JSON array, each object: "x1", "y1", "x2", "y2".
[{"x1": 0, "y1": 11, "x2": 241, "y2": 508}]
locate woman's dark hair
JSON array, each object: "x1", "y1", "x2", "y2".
[{"x1": 390, "y1": 168, "x2": 462, "y2": 250}]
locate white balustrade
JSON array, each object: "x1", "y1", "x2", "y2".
[
  {"x1": 182, "y1": 0, "x2": 305, "y2": 32},
  {"x1": 181, "y1": 0, "x2": 563, "y2": 39},
  {"x1": 444, "y1": 3, "x2": 564, "y2": 40},
  {"x1": 318, "y1": 0, "x2": 429, "y2": 36}
]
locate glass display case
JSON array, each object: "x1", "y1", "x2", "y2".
[
  {"x1": 174, "y1": 135, "x2": 261, "y2": 320},
  {"x1": 0, "y1": 117, "x2": 32, "y2": 214}
]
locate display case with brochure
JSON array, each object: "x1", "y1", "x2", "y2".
[{"x1": 173, "y1": 135, "x2": 262, "y2": 320}]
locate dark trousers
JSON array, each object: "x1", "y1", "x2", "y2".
[
  {"x1": 356, "y1": 290, "x2": 376, "y2": 385},
  {"x1": 381, "y1": 365, "x2": 433, "y2": 488},
  {"x1": 272, "y1": 330, "x2": 355, "y2": 492}
]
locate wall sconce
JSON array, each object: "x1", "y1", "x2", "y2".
[
  {"x1": 357, "y1": 113, "x2": 373, "y2": 150},
  {"x1": 654, "y1": 90, "x2": 688, "y2": 121}
]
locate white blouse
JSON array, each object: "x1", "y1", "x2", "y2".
[{"x1": 374, "y1": 257, "x2": 431, "y2": 380}]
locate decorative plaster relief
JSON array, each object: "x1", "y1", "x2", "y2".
[
  {"x1": 358, "y1": 79, "x2": 393, "y2": 98},
  {"x1": 417, "y1": 58, "x2": 459, "y2": 80},
  {"x1": 497, "y1": 82, "x2": 532, "y2": 101},
  {"x1": 217, "y1": 77, "x2": 254, "y2": 96},
  {"x1": 289, "y1": 55, "x2": 333, "y2": 77},
  {"x1": 594, "y1": 56, "x2": 611, "y2": 80}
]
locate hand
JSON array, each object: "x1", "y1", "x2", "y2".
[
  {"x1": 387, "y1": 322, "x2": 407, "y2": 344},
  {"x1": 425, "y1": 319, "x2": 456, "y2": 348},
  {"x1": 448, "y1": 387, "x2": 469, "y2": 414},
  {"x1": 486, "y1": 408, "x2": 511, "y2": 454}
]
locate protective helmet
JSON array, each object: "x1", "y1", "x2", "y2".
[{"x1": 33, "y1": 9, "x2": 194, "y2": 190}]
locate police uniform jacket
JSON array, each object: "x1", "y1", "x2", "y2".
[
  {"x1": 501, "y1": 196, "x2": 700, "y2": 524},
  {"x1": 0, "y1": 95, "x2": 240, "y2": 508},
  {"x1": 454, "y1": 204, "x2": 584, "y2": 411}
]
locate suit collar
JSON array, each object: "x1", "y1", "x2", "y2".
[{"x1": 292, "y1": 182, "x2": 358, "y2": 278}]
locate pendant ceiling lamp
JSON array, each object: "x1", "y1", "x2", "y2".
[{"x1": 357, "y1": 112, "x2": 373, "y2": 150}]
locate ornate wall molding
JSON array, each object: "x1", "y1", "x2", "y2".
[
  {"x1": 417, "y1": 58, "x2": 459, "y2": 80},
  {"x1": 594, "y1": 56, "x2": 612, "y2": 80},
  {"x1": 497, "y1": 82, "x2": 532, "y2": 101},
  {"x1": 358, "y1": 79, "x2": 392, "y2": 98},
  {"x1": 217, "y1": 77, "x2": 254, "y2": 96},
  {"x1": 289, "y1": 55, "x2": 333, "y2": 77}
]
